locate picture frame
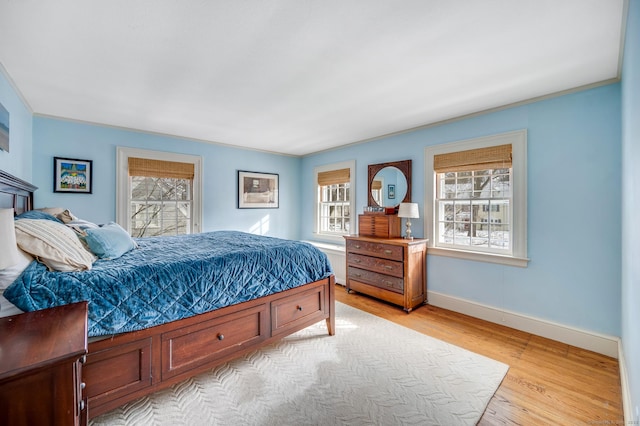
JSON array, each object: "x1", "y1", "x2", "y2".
[
  {"x1": 388, "y1": 184, "x2": 396, "y2": 199},
  {"x1": 238, "y1": 170, "x2": 279, "y2": 209},
  {"x1": 53, "y1": 157, "x2": 93, "y2": 194}
]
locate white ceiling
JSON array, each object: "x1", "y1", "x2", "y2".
[{"x1": 0, "y1": 1, "x2": 626, "y2": 156}]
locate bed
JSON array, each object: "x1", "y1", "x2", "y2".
[{"x1": 0, "y1": 170, "x2": 335, "y2": 419}]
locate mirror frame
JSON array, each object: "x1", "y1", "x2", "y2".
[{"x1": 367, "y1": 159, "x2": 412, "y2": 208}]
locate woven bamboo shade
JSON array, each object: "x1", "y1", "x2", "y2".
[
  {"x1": 128, "y1": 158, "x2": 195, "y2": 180},
  {"x1": 434, "y1": 144, "x2": 512, "y2": 173},
  {"x1": 371, "y1": 180, "x2": 382, "y2": 190},
  {"x1": 317, "y1": 168, "x2": 350, "y2": 186}
]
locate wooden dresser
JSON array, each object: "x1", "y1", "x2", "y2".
[
  {"x1": 0, "y1": 302, "x2": 89, "y2": 426},
  {"x1": 344, "y1": 235, "x2": 427, "y2": 312}
]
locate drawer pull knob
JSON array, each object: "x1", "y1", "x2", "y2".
[
  {"x1": 384, "y1": 265, "x2": 393, "y2": 269},
  {"x1": 384, "y1": 250, "x2": 392, "y2": 254},
  {"x1": 353, "y1": 259, "x2": 361, "y2": 263},
  {"x1": 297, "y1": 305, "x2": 303, "y2": 311},
  {"x1": 217, "y1": 333, "x2": 225, "y2": 341},
  {"x1": 353, "y1": 273, "x2": 362, "y2": 277},
  {"x1": 354, "y1": 245, "x2": 361, "y2": 249},
  {"x1": 80, "y1": 382, "x2": 86, "y2": 390},
  {"x1": 79, "y1": 355, "x2": 87, "y2": 364},
  {"x1": 79, "y1": 400, "x2": 85, "y2": 411}
]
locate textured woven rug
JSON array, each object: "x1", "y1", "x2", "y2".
[{"x1": 91, "y1": 302, "x2": 508, "y2": 426}]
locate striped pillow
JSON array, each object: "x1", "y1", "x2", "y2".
[{"x1": 14, "y1": 218, "x2": 96, "y2": 272}]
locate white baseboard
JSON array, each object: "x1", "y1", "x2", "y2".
[
  {"x1": 619, "y1": 340, "x2": 634, "y2": 423},
  {"x1": 427, "y1": 291, "x2": 619, "y2": 358}
]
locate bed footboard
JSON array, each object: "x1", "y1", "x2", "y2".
[{"x1": 85, "y1": 275, "x2": 335, "y2": 419}]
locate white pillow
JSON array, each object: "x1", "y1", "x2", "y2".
[
  {"x1": 0, "y1": 208, "x2": 20, "y2": 269},
  {"x1": 0, "y1": 249, "x2": 34, "y2": 293},
  {"x1": 14, "y1": 218, "x2": 96, "y2": 272}
]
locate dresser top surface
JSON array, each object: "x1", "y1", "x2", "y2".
[{"x1": 344, "y1": 235, "x2": 428, "y2": 246}]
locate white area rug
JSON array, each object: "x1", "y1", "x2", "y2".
[{"x1": 91, "y1": 302, "x2": 508, "y2": 426}]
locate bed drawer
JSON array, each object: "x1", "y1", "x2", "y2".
[
  {"x1": 271, "y1": 284, "x2": 326, "y2": 336},
  {"x1": 347, "y1": 266, "x2": 404, "y2": 294},
  {"x1": 85, "y1": 337, "x2": 153, "y2": 411},
  {"x1": 346, "y1": 239, "x2": 404, "y2": 261},
  {"x1": 161, "y1": 304, "x2": 268, "y2": 380}
]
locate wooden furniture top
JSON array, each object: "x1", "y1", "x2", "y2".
[
  {"x1": 345, "y1": 235, "x2": 428, "y2": 246},
  {"x1": 0, "y1": 302, "x2": 88, "y2": 381}
]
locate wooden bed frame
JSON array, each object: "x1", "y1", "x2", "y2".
[{"x1": 0, "y1": 170, "x2": 335, "y2": 419}]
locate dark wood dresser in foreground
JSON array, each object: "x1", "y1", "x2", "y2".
[
  {"x1": 0, "y1": 302, "x2": 89, "y2": 426},
  {"x1": 344, "y1": 235, "x2": 427, "y2": 312}
]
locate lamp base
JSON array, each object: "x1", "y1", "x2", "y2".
[{"x1": 404, "y1": 219, "x2": 414, "y2": 240}]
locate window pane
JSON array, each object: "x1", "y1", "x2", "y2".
[
  {"x1": 457, "y1": 177, "x2": 472, "y2": 198},
  {"x1": 129, "y1": 176, "x2": 192, "y2": 237},
  {"x1": 470, "y1": 223, "x2": 488, "y2": 247},
  {"x1": 318, "y1": 182, "x2": 351, "y2": 235},
  {"x1": 489, "y1": 224, "x2": 510, "y2": 249},
  {"x1": 436, "y1": 167, "x2": 512, "y2": 254}
]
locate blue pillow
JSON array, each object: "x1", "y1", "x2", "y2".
[
  {"x1": 15, "y1": 210, "x2": 64, "y2": 223},
  {"x1": 84, "y1": 222, "x2": 137, "y2": 259}
]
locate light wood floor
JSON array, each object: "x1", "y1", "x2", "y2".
[{"x1": 335, "y1": 285, "x2": 623, "y2": 425}]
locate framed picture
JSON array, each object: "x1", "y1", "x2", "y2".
[
  {"x1": 238, "y1": 170, "x2": 279, "y2": 209},
  {"x1": 53, "y1": 157, "x2": 93, "y2": 194},
  {"x1": 0, "y1": 101, "x2": 9, "y2": 152},
  {"x1": 388, "y1": 184, "x2": 396, "y2": 199}
]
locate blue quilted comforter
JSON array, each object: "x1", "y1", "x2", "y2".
[{"x1": 4, "y1": 231, "x2": 332, "y2": 337}]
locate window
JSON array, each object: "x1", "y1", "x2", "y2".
[
  {"x1": 425, "y1": 130, "x2": 528, "y2": 267},
  {"x1": 314, "y1": 161, "x2": 355, "y2": 241},
  {"x1": 117, "y1": 147, "x2": 202, "y2": 237}
]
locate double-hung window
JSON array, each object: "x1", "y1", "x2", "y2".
[
  {"x1": 116, "y1": 147, "x2": 202, "y2": 237},
  {"x1": 314, "y1": 161, "x2": 355, "y2": 242},
  {"x1": 425, "y1": 130, "x2": 528, "y2": 267}
]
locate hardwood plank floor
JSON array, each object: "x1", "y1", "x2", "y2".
[{"x1": 335, "y1": 285, "x2": 623, "y2": 425}]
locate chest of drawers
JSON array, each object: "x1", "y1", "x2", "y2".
[
  {"x1": 344, "y1": 235, "x2": 427, "y2": 312},
  {"x1": 0, "y1": 302, "x2": 88, "y2": 426},
  {"x1": 357, "y1": 214, "x2": 402, "y2": 238}
]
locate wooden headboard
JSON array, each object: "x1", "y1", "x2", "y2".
[{"x1": 0, "y1": 170, "x2": 37, "y2": 215}]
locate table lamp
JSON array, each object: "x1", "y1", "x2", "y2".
[{"x1": 397, "y1": 202, "x2": 419, "y2": 240}]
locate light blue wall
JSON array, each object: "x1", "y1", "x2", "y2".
[
  {"x1": 0, "y1": 69, "x2": 32, "y2": 181},
  {"x1": 622, "y1": 0, "x2": 640, "y2": 420},
  {"x1": 301, "y1": 83, "x2": 622, "y2": 337},
  {"x1": 31, "y1": 118, "x2": 302, "y2": 240}
]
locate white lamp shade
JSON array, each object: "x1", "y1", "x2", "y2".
[
  {"x1": 397, "y1": 203, "x2": 419, "y2": 219},
  {"x1": 0, "y1": 208, "x2": 20, "y2": 270}
]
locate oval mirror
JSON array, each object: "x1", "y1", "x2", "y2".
[
  {"x1": 371, "y1": 167, "x2": 407, "y2": 208},
  {"x1": 368, "y1": 160, "x2": 412, "y2": 208}
]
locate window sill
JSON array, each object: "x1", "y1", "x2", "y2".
[
  {"x1": 428, "y1": 246, "x2": 529, "y2": 268},
  {"x1": 312, "y1": 233, "x2": 349, "y2": 245}
]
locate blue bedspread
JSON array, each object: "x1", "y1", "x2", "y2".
[{"x1": 4, "y1": 231, "x2": 332, "y2": 337}]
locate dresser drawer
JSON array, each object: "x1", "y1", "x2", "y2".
[
  {"x1": 347, "y1": 267, "x2": 404, "y2": 294},
  {"x1": 347, "y1": 253, "x2": 403, "y2": 278},
  {"x1": 346, "y1": 239, "x2": 403, "y2": 261}
]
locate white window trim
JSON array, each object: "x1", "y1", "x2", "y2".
[
  {"x1": 116, "y1": 146, "x2": 203, "y2": 234},
  {"x1": 313, "y1": 160, "x2": 356, "y2": 244},
  {"x1": 424, "y1": 130, "x2": 529, "y2": 267}
]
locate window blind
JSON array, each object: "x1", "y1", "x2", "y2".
[
  {"x1": 433, "y1": 144, "x2": 512, "y2": 173},
  {"x1": 317, "y1": 168, "x2": 350, "y2": 186},
  {"x1": 128, "y1": 158, "x2": 195, "y2": 180}
]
